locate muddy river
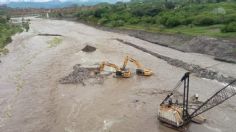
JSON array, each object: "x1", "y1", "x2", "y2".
[{"x1": 0, "y1": 18, "x2": 236, "y2": 132}]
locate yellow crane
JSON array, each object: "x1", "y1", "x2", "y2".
[
  {"x1": 122, "y1": 56, "x2": 153, "y2": 76},
  {"x1": 99, "y1": 61, "x2": 131, "y2": 78}
]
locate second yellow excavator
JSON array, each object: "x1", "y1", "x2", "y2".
[
  {"x1": 121, "y1": 56, "x2": 153, "y2": 76},
  {"x1": 99, "y1": 61, "x2": 131, "y2": 78}
]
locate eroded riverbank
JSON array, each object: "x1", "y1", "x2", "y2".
[{"x1": 0, "y1": 18, "x2": 236, "y2": 132}]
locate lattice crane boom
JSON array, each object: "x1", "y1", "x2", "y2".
[{"x1": 189, "y1": 80, "x2": 236, "y2": 119}]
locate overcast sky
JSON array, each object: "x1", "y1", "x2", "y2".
[
  {"x1": 0, "y1": 0, "x2": 66, "y2": 2},
  {"x1": 1, "y1": 0, "x2": 130, "y2": 2},
  {"x1": 0, "y1": 0, "x2": 107, "y2": 3}
]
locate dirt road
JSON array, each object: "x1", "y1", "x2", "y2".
[{"x1": 0, "y1": 18, "x2": 236, "y2": 132}]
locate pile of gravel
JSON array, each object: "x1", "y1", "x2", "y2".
[
  {"x1": 59, "y1": 64, "x2": 104, "y2": 85},
  {"x1": 82, "y1": 45, "x2": 96, "y2": 52}
]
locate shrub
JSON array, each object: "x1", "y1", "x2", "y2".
[
  {"x1": 141, "y1": 16, "x2": 156, "y2": 24},
  {"x1": 98, "y1": 18, "x2": 109, "y2": 25},
  {"x1": 22, "y1": 22, "x2": 30, "y2": 32},
  {"x1": 146, "y1": 7, "x2": 162, "y2": 17},
  {"x1": 165, "y1": 17, "x2": 181, "y2": 27},
  {"x1": 193, "y1": 15, "x2": 216, "y2": 26},
  {"x1": 165, "y1": 2, "x2": 176, "y2": 9},
  {"x1": 5, "y1": 36, "x2": 12, "y2": 44},
  {"x1": 221, "y1": 22, "x2": 236, "y2": 32},
  {"x1": 128, "y1": 17, "x2": 140, "y2": 24},
  {"x1": 0, "y1": 48, "x2": 9, "y2": 55},
  {"x1": 159, "y1": 15, "x2": 168, "y2": 25},
  {"x1": 111, "y1": 20, "x2": 125, "y2": 27},
  {"x1": 131, "y1": 8, "x2": 145, "y2": 17},
  {"x1": 223, "y1": 14, "x2": 236, "y2": 24},
  {"x1": 94, "y1": 8, "x2": 108, "y2": 18},
  {"x1": 182, "y1": 17, "x2": 194, "y2": 25},
  {"x1": 0, "y1": 17, "x2": 7, "y2": 24}
]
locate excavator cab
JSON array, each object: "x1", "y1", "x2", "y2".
[
  {"x1": 99, "y1": 61, "x2": 131, "y2": 78},
  {"x1": 115, "y1": 69, "x2": 131, "y2": 78},
  {"x1": 122, "y1": 56, "x2": 153, "y2": 76},
  {"x1": 136, "y1": 68, "x2": 153, "y2": 76}
]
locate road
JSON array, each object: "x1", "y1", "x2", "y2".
[{"x1": 0, "y1": 18, "x2": 236, "y2": 132}]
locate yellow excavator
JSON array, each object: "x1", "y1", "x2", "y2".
[
  {"x1": 121, "y1": 56, "x2": 153, "y2": 76},
  {"x1": 99, "y1": 61, "x2": 131, "y2": 78}
]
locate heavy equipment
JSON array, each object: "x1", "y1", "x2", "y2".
[
  {"x1": 99, "y1": 61, "x2": 131, "y2": 78},
  {"x1": 158, "y1": 72, "x2": 236, "y2": 128},
  {"x1": 121, "y1": 56, "x2": 153, "y2": 76}
]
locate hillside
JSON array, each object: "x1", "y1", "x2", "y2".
[
  {"x1": 46, "y1": 0, "x2": 236, "y2": 63},
  {"x1": 71, "y1": 0, "x2": 236, "y2": 38},
  {"x1": 7, "y1": 1, "x2": 76, "y2": 9},
  {"x1": 6, "y1": 0, "x2": 129, "y2": 9}
]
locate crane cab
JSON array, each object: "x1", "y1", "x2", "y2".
[{"x1": 158, "y1": 104, "x2": 184, "y2": 127}]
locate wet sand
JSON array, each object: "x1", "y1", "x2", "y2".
[{"x1": 0, "y1": 18, "x2": 236, "y2": 132}]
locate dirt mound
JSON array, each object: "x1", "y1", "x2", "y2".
[
  {"x1": 181, "y1": 37, "x2": 236, "y2": 63},
  {"x1": 59, "y1": 64, "x2": 104, "y2": 85},
  {"x1": 82, "y1": 45, "x2": 96, "y2": 52}
]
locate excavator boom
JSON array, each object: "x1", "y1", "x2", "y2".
[
  {"x1": 100, "y1": 61, "x2": 120, "y2": 71},
  {"x1": 129, "y1": 58, "x2": 142, "y2": 69},
  {"x1": 121, "y1": 56, "x2": 129, "y2": 70},
  {"x1": 122, "y1": 56, "x2": 153, "y2": 76},
  {"x1": 99, "y1": 61, "x2": 131, "y2": 78}
]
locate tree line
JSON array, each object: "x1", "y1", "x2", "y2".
[{"x1": 71, "y1": 0, "x2": 236, "y2": 33}]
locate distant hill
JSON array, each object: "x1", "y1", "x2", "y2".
[
  {"x1": 7, "y1": 1, "x2": 76, "y2": 9},
  {"x1": 6, "y1": 0, "x2": 129, "y2": 9}
]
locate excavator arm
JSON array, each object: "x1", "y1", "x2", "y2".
[
  {"x1": 121, "y1": 56, "x2": 129, "y2": 70},
  {"x1": 122, "y1": 56, "x2": 153, "y2": 76},
  {"x1": 100, "y1": 61, "x2": 120, "y2": 72},
  {"x1": 129, "y1": 58, "x2": 142, "y2": 69},
  {"x1": 99, "y1": 61, "x2": 131, "y2": 78}
]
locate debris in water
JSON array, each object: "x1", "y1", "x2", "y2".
[
  {"x1": 82, "y1": 45, "x2": 96, "y2": 52},
  {"x1": 38, "y1": 33, "x2": 62, "y2": 36},
  {"x1": 59, "y1": 64, "x2": 104, "y2": 85}
]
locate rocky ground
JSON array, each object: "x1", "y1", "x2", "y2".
[
  {"x1": 99, "y1": 27, "x2": 236, "y2": 64},
  {"x1": 0, "y1": 18, "x2": 236, "y2": 132}
]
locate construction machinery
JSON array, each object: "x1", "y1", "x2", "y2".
[
  {"x1": 99, "y1": 61, "x2": 131, "y2": 78},
  {"x1": 121, "y1": 56, "x2": 153, "y2": 76},
  {"x1": 158, "y1": 72, "x2": 236, "y2": 128}
]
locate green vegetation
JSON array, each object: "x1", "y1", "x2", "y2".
[
  {"x1": 221, "y1": 22, "x2": 236, "y2": 32},
  {"x1": 47, "y1": 37, "x2": 63, "y2": 48},
  {"x1": 23, "y1": 22, "x2": 30, "y2": 32},
  {"x1": 72, "y1": 0, "x2": 236, "y2": 38},
  {"x1": 0, "y1": 48, "x2": 9, "y2": 55},
  {"x1": 0, "y1": 15, "x2": 23, "y2": 55},
  {"x1": 0, "y1": 7, "x2": 27, "y2": 55}
]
